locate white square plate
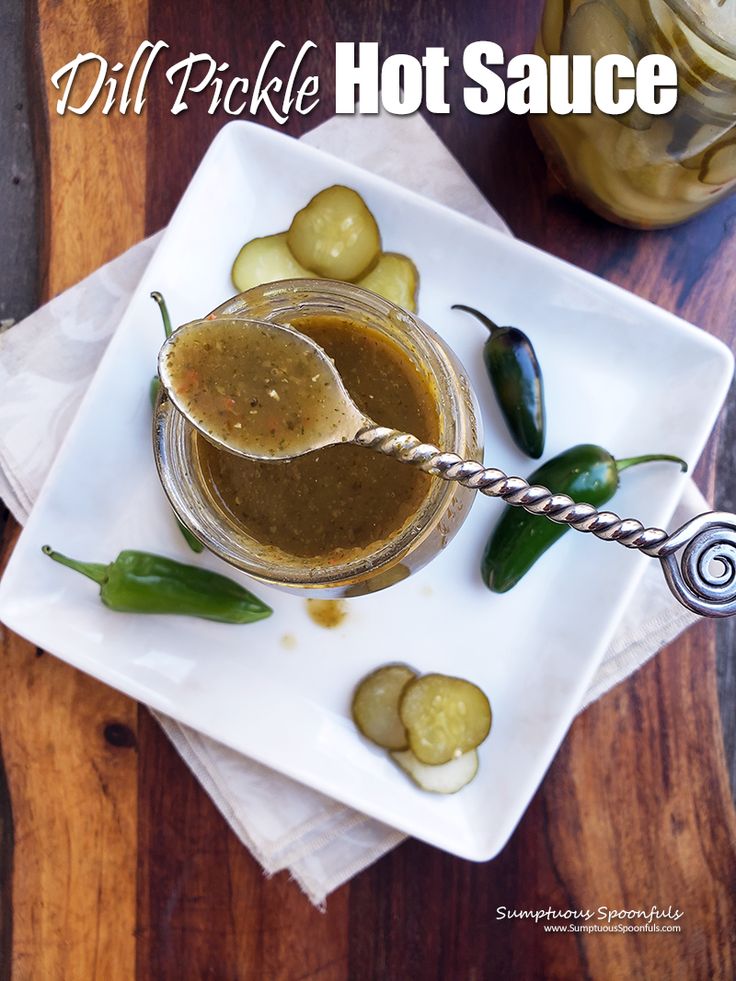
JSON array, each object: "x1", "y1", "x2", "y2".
[{"x1": 0, "y1": 122, "x2": 732, "y2": 860}]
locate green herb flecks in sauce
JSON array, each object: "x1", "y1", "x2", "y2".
[{"x1": 164, "y1": 319, "x2": 355, "y2": 459}]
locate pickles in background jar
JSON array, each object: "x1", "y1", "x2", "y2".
[{"x1": 533, "y1": 0, "x2": 736, "y2": 227}]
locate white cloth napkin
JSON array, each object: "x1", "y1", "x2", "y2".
[{"x1": 0, "y1": 113, "x2": 702, "y2": 906}]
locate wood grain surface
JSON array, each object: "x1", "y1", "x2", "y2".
[{"x1": 1, "y1": 0, "x2": 735, "y2": 978}]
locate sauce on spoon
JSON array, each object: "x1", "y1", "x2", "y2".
[{"x1": 159, "y1": 318, "x2": 365, "y2": 459}]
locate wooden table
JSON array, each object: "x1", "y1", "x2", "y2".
[{"x1": 1, "y1": 1, "x2": 735, "y2": 977}]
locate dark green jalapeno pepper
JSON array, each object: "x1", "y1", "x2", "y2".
[
  {"x1": 452, "y1": 304, "x2": 546, "y2": 459},
  {"x1": 482, "y1": 444, "x2": 688, "y2": 593},
  {"x1": 42, "y1": 545, "x2": 272, "y2": 623},
  {"x1": 149, "y1": 291, "x2": 204, "y2": 553}
]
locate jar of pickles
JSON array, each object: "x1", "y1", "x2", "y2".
[{"x1": 532, "y1": 0, "x2": 736, "y2": 227}]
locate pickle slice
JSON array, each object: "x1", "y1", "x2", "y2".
[
  {"x1": 698, "y1": 139, "x2": 736, "y2": 185},
  {"x1": 288, "y1": 185, "x2": 382, "y2": 282},
  {"x1": 672, "y1": 18, "x2": 736, "y2": 95},
  {"x1": 644, "y1": 0, "x2": 736, "y2": 100},
  {"x1": 399, "y1": 674, "x2": 492, "y2": 765},
  {"x1": 699, "y1": 139, "x2": 736, "y2": 186},
  {"x1": 612, "y1": 116, "x2": 673, "y2": 170},
  {"x1": 356, "y1": 252, "x2": 419, "y2": 312},
  {"x1": 231, "y1": 232, "x2": 316, "y2": 292},
  {"x1": 562, "y1": 1, "x2": 638, "y2": 63},
  {"x1": 539, "y1": 0, "x2": 569, "y2": 56},
  {"x1": 563, "y1": 1, "x2": 649, "y2": 129},
  {"x1": 352, "y1": 664, "x2": 416, "y2": 750},
  {"x1": 391, "y1": 748, "x2": 479, "y2": 794},
  {"x1": 667, "y1": 109, "x2": 728, "y2": 166},
  {"x1": 617, "y1": 104, "x2": 652, "y2": 133}
]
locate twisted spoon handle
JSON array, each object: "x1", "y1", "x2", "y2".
[{"x1": 355, "y1": 426, "x2": 736, "y2": 619}]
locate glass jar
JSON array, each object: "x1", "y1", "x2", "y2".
[
  {"x1": 153, "y1": 279, "x2": 482, "y2": 597},
  {"x1": 532, "y1": 0, "x2": 736, "y2": 227}
]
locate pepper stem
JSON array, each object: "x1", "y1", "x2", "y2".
[
  {"x1": 451, "y1": 304, "x2": 502, "y2": 335},
  {"x1": 150, "y1": 291, "x2": 172, "y2": 338},
  {"x1": 42, "y1": 545, "x2": 109, "y2": 585},
  {"x1": 615, "y1": 453, "x2": 688, "y2": 474}
]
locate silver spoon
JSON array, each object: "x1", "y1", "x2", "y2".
[{"x1": 158, "y1": 317, "x2": 736, "y2": 619}]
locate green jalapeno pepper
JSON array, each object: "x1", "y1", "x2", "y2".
[
  {"x1": 149, "y1": 291, "x2": 204, "y2": 553},
  {"x1": 452, "y1": 304, "x2": 546, "y2": 459},
  {"x1": 149, "y1": 289, "x2": 173, "y2": 409},
  {"x1": 482, "y1": 444, "x2": 688, "y2": 593},
  {"x1": 42, "y1": 545, "x2": 272, "y2": 623}
]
